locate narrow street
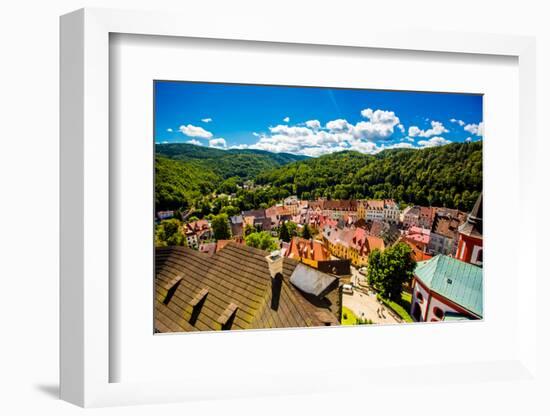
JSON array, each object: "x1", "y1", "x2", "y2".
[
  {"x1": 342, "y1": 289, "x2": 400, "y2": 325},
  {"x1": 343, "y1": 266, "x2": 401, "y2": 324}
]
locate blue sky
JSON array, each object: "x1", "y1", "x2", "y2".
[{"x1": 154, "y1": 81, "x2": 483, "y2": 157}]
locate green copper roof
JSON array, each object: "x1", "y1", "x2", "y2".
[
  {"x1": 415, "y1": 255, "x2": 483, "y2": 318},
  {"x1": 442, "y1": 312, "x2": 474, "y2": 322}
]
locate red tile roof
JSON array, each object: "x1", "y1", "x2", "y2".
[
  {"x1": 405, "y1": 226, "x2": 431, "y2": 245},
  {"x1": 366, "y1": 200, "x2": 384, "y2": 210},
  {"x1": 286, "y1": 237, "x2": 330, "y2": 262}
]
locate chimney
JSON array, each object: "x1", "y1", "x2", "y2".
[
  {"x1": 266, "y1": 250, "x2": 283, "y2": 310},
  {"x1": 265, "y1": 250, "x2": 283, "y2": 279}
]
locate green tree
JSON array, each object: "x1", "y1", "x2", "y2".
[
  {"x1": 218, "y1": 176, "x2": 240, "y2": 194},
  {"x1": 220, "y1": 205, "x2": 240, "y2": 217},
  {"x1": 211, "y1": 213, "x2": 231, "y2": 240},
  {"x1": 245, "y1": 231, "x2": 278, "y2": 252},
  {"x1": 155, "y1": 218, "x2": 184, "y2": 247},
  {"x1": 279, "y1": 222, "x2": 291, "y2": 242},
  {"x1": 286, "y1": 221, "x2": 298, "y2": 238},
  {"x1": 244, "y1": 223, "x2": 255, "y2": 236},
  {"x1": 367, "y1": 242, "x2": 416, "y2": 301},
  {"x1": 302, "y1": 224, "x2": 312, "y2": 240}
]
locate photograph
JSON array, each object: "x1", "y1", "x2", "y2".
[{"x1": 153, "y1": 81, "x2": 483, "y2": 333}]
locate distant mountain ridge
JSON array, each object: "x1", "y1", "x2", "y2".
[
  {"x1": 155, "y1": 143, "x2": 308, "y2": 164},
  {"x1": 155, "y1": 141, "x2": 482, "y2": 213},
  {"x1": 155, "y1": 143, "x2": 308, "y2": 211},
  {"x1": 255, "y1": 141, "x2": 482, "y2": 211}
]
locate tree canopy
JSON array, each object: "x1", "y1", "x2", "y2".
[
  {"x1": 367, "y1": 242, "x2": 416, "y2": 301},
  {"x1": 211, "y1": 214, "x2": 231, "y2": 240},
  {"x1": 155, "y1": 218, "x2": 185, "y2": 247},
  {"x1": 279, "y1": 222, "x2": 291, "y2": 242},
  {"x1": 255, "y1": 141, "x2": 482, "y2": 211},
  {"x1": 301, "y1": 224, "x2": 312, "y2": 240},
  {"x1": 245, "y1": 231, "x2": 278, "y2": 252},
  {"x1": 156, "y1": 141, "x2": 482, "y2": 215}
]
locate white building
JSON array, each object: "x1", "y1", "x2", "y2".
[
  {"x1": 365, "y1": 200, "x2": 385, "y2": 221},
  {"x1": 383, "y1": 199, "x2": 400, "y2": 224},
  {"x1": 411, "y1": 255, "x2": 482, "y2": 322}
]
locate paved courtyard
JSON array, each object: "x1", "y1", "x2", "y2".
[{"x1": 342, "y1": 289, "x2": 400, "y2": 325}]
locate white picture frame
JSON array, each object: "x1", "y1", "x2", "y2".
[{"x1": 60, "y1": 7, "x2": 538, "y2": 408}]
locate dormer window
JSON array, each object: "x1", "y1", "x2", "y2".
[
  {"x1": 217, "y1": 303, "x2": 238, "y2": 330},
  {"x1": 189, "y1": 288, "x2": 208, "y2": 325},
  {"x1": 163, "y1": 275, "x2": 182, "y2": 305}
]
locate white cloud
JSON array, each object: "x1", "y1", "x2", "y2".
[
  {"x1": 355, "y1": 109, "x2": 401, "y2": 140},
  {"x1": 209, "y1": 138, "x2": 227, "y2": 148},
  {"x1": 201, "y1": 118, "x2": 213, "y2": 123},
  {"x1": 166, "y1": 128, "x2": 173, "y2": 133},
  {"x1": 186, "y1": 139, "x2": 202, "y2": 146},
  {"x1": 179, "y1": 124, "x2": 213, "y2": 139},
  {"x1": 243, "y1": 108, "x2": 455, "y2": 156},
  {"x1": 353, "y1": 120, "x2": 395, "y2": 140},
  {"x1": 360, "y1": 108, "x2": 399, "y2": 125},
  {"x1": 326, "y1": 119, "x2": 352, "y2": 132},
  {"x1": 347, "y1": 140, "x2": 378, "y2": 154},
  {"x1": 305, "y1": 119, "x2": 321, "y2": 130},
  {"x1": 269, "y1": 124, "x2": 312, "y2": 136},
  {"x1": 464, "y1": 122, "x2": 484, "y2": 136},
  {"x1": 408, "y1": 120, "x2": 449, "y2": 138},
  {"x1": 465, "y1": 137, "x2": 472, "y2": 143},
  {"x1": 386, "y1": 142, "x2": 415, "y2": 150},
  {"x1": 229, "y1": 144, "x2": 250, "y2": 150},
  {"x1": 450, "y1": 118, "x2": 465, "y2": 126},
  {"x1": 417, "y1": 137, "x2": 452, "y2": 148},
  {"x1": 408, "y1": 126, "x2": 421, "y2": 137},
  {"x1": 249, "y1": 124, "x2": 352, "y2": 155},
  {"x1": 283, "y1": 116, "x2": 290, "y2": 123}
]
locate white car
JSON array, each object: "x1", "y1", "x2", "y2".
[{"x1": 342, "y1": 284, "x2": 354, "y2": 295}]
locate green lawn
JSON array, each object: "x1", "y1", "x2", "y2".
[
  {"x1": 341, "y1": 306, "x2": 374, "y2": 325},
  {"x1": 379, "y1": 292, "x2": 414, "y2": 323},
  {"x1": 341, "y1": 306, "x2": 358, "y2": 325}
]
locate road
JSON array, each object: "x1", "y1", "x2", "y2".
[{"x1": 342, "y1": 288, "x2": 400, "y2": 325}]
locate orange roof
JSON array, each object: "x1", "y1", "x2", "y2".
[
  {"x1": 401, "y1": 239, "x2": 432, "y2": 262},
  {"x1": 366, "y1": 235, "x2": 385, "y2": 251},
  {"x1": 366, "y1": 200, "x2": 384, "y2": 210},
  {"x1": 324, "y1": 226, "x2": 384, "y2": 256},
  {"x1": 286, "y1": 237, "x2": 330, "y2": 262}
]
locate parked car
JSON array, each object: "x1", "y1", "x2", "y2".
[{"x1": 342, "y1": 284, "x2": 354, "y2": 295}]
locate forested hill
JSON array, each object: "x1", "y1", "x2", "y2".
[
  {"x1": 155, "y1": 143, "x2": 308, "y2": 179},
  {"x1": 255, "y1": 141, "x2": 482, "y2": 211},
  {"x1": 155, "y1": 143, "x2": 308, "y2": 211}
]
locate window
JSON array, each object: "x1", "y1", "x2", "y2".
[
  {"x1": 476, "y1": 248, "x2": 483, "y2": 263},
  {"x1": 416, "y1": 291, "x2": 424, "y2": 303},
  {"x1": 433, "y1": 306, "x2": 444, "y2": 320}
]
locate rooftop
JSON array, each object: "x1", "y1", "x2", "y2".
[
  {"x1": 415, "y1": 255, "x2": 483, "y2": 318},
  {"x1": 286, "y1": 237, "x2": 330, "y2": 262},
  {"x1": 459, "y1": 193, "x2": 483, "y2": 239},
  {"x1": 155, "y1": 243, "x2": 340, "y2": 332}
]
